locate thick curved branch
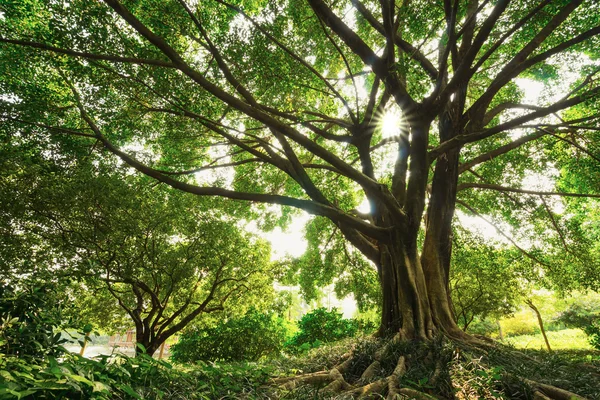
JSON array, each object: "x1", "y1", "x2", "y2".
[
  {"x1": 471, "y1": 0, "x2": 553, "y2": 72},
  {"x1": 465, "y1": 0, "x2": 587, "y2": 123},
  {"x1": 177, "y1": 0, "x2": 258, "y2": 106},
  {"x1": 213, "y1": 0, "x2": 357, "y2": 123},
  {"x1": 458, "y1": 131, "x2": 545, "y2": 174},
  {"x1": 482, "y1": 102, "x2": 544, "y2": 126},
  {"x1": 0, "y1": 37, "x2": 174, "y2": 68},
  {"x1": 102, "y1": 0, "x2": 381, "y2": 197},
  {"x1": 457, "y1": 182, "x2": 600, "y2": 198},
  {"x1": 440, "y1": 0, "x2": 511, "y2": 104},
  {"x1": 352, "y1": 0, "x2": 438, "y2": 80},
  {"x1": 64, "y1": 78, "x2": 391, "y2": 241},
  {"x1": 308, "y1": 0, "x2": 417, "y2": 111},
  {"x1": 431, "y1": 85, "x2": 600, "y2": 159}
]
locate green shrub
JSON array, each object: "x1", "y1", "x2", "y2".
[
  {"x1": 0, "y1": 346, "x2": 273, "y2": 399},
  {"x1": 285, "y1": 308, "x2": 358, "y2": 353},
  {"x1": 171, "y1": 309, "x2": 292, "y2": 363},
  {"x1": 0, "y1": 284, "x2": 72, "y2": 359},
  {"x1": 466, "y1": 317, "x2": 498, "y2": 337},
  {"x1": 555, "y1": 300, "x2": 600, "y2": 350},
  {"x1": 499, "y1": 312, "x2": 538, "y2": 337}
]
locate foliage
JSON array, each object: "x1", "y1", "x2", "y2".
[
  {"x1": 450, "y1": 228, "x2": 526, "y2": 330},
  {"x1": 554, "y1": 296, "x2": 600, "y2": 350},
  {"x1": 285, "y1": 308, "x2": 358, "y2": 353},
  {"x1": 585, "y1": 323, "x2": 600, "y2": 350},
  {"x1": 2, "y1": 0, "x2": 599, "y2": 337},
  {"x1": 0, "y1": 156, "x2": 275, "y2": 355},
  {"x1": 0, "y1": 291, "x2": 273, "y2": 400},
  {"x1": 0, "y1": 348, "x2": 274, "y2": 400},
  {"x1": 464, "y1": 317, "x2": 499, "y2": 337},
  {"x1": 0, "y1": 283, "x2": 75, "y2": 359},
  {"x1": 500, "y1": 311, "x2": 539, "y2": 337},
  {"x1": 171, "y1": 309, "x2": 293, "y2": 363}
]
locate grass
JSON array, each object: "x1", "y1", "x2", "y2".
[{"x1": 505, "y1": 328, "x2": 593, "y2": 350}]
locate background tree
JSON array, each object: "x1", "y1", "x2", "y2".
[
  {"x1": 449, "y1": 227, "x2": 526, "y2": 332},
  {"x1": 0, "y1": 151, "x2": 275, "y2": 355},
  {"x1": 1, "y1": 0, "x2": 600, "y2": 344}
]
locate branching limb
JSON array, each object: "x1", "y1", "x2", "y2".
[
  {"x1": 457, "y1": 182, "x2": 600, "y2": 199},
  {"x1": 0, "y1": 37, "x2": 175, "y2": 68}
]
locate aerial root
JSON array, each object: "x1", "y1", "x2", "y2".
[{"x1": 523, "y1": 378, "x2": 588, "y2": 400}]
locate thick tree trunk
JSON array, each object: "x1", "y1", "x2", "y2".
[
  {"x1": 375, "y1": 117, "x2": 465, "y2": 340},
  {"x1": 420, "y1": 146, "x2": 465, "y2": 338},
  {"x1": 377, "y1": 235, "x2": 434, "y2": 339},
  {"x1": 135, "y1": 327, "x2": 164, "y2": 356}
]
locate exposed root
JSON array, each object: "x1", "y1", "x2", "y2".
[
  {"x1": 323, "y1": 369, "x2": 352, "y2": 392},
  {"x1": 524, "y1": 378, "x2": 588, "y2": 400},
  {"x1": 270, "y1": 334, "x2": 593, "y2": 400},
  {"x1": 345, "y1": 377, "x2": 388, "y2": 398},
  {"x1": 533, "y1": 390, "x2": 553, "y2": 400},
  {"x1": 359, "y1": 360, "x2": 380, "y2": 381},
  {"x1": 385, "y1": 356, "x2": 406, "y2": 400},
  {"x1": 334, "y1": 353, "x2": 354, "y2": 374},
  {"x1": 271, "y1": 371, "x2": 330, "y2": 389}
]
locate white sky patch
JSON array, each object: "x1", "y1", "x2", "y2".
[
  {"x1": 122, "y1": 140, "x2": 160, "y2": 164},
  {"x1": 356, "y1": 197, "x2": 371, "y2": 214},
  {"x1": 245, "y1": 213, "x2": 310, "y2": 261},
  {"x1": 1, "y1": 93, "x2": 21, "y2": 103},
  {"x1": 341, "y1": 3, "x2": 357, "y2": 31},
  {"x1": 515, "y1": 78, "x2": 545, "y2": 105},
  {"x1": 521, "y1": 169, "x2": 558, "y2": 192},
  {"x1": 456, "y1": 210, "x2": 512, "y2": 246},
  {"x1": 194, "y1": 144, "x2": 235, "y2": 188}
]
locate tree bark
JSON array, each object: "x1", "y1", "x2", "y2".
[{"x1": 373, "y1": 116, "x2": 467, "y2": 340}]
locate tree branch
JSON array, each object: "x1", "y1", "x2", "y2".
[
  {"x1": 457, "y1": 182, "x2": 600, "y2": 198},
  {"x1": 0, "y1": 37, "x2": 175, "y2": 68}
]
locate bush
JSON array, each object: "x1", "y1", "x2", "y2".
[
  {"x1": 466, "y1": 317, "x2": 498, "y2": 337},
  {"x1": 584, "y1": 323, "x2": 600, "y2": 350},
  {"x1": 1, "y1": 345, "x2": 275, "y2": 399},
  {"x1": 285, "y1": 308, "x2": 358, "y2": 353},
  {"x1": 171, "y1": 309, "x2": 292, "y2": 363},
  {"x1": 555, "y1": 300, "x2": 600, "y2": 350},
  {"x1": 499, "y1": 311, "x2": 538, "y2": 337},
  {"x1": 0, "y1": 283, "x2": 75, "y2": 359}
]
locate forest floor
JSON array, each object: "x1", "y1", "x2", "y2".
[{"x1": 257, "y1": 334, "x2": 600, "y2": 400}]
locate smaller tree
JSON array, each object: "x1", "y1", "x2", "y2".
[
  {"x1": 450, "y1": 228, "x2": 525, "y2": 331},
  {"x1": 3, "y1": 159, "x2": 275, "y2": 356},
  {"x1": 555, "y1": 295, "x2": 600, "y2": 350}
]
